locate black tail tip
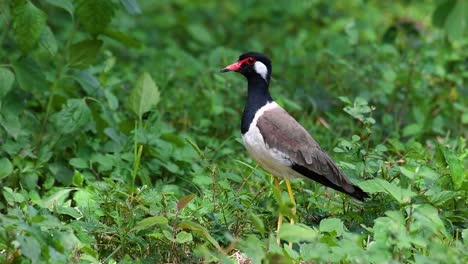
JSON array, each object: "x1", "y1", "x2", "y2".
[{"x1": 352, "y1": 186, "x2": 370, "y2": 202}]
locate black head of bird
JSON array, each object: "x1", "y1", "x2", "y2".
[{"x1": 221, "y1": 52, "x2": 272, "y2": 84}]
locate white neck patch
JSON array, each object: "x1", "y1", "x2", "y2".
[{"x1": 254, "y1": 61, "x2": 268, "y2": 82}]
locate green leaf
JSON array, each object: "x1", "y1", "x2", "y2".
[
  {"x1": 178, "y1": 220, "x2": 220, "y2": 249},
  {"x1": 439, "y1": 145, "x2": 464, "y2": 190},
  {"x1": 444, "y1": 0, "x2": 468, "y2": 41},
  {"x1": 38, "y1": 26, "x2": 58, "y2": 56},
  {"x1": 68, "y1": 39, "x2": 103, "y2": 69},
  {"x1": 12, "y1": 1, "x2": 48, "y2": 53},
  {"x1": 432, "y1": 0, "x2": 456, "y2": 28},
  {"x1": 51, "y1": 99, "x2": 93, "y2": 134},
  {"x1": 45, "y1": 0, "x2": 74, "y2": 15},
  {"x1": 319, "y1": 218, "x2": 345, "y2": 236},
  {"x1": 175, "y1": 231, "x2": 193, "y2": 244},
  {"x1": 0, "y1": 158, "x2": 13, "y2": 179},
  {"x1": 187, "y1": 24, "x2": 214, "y2": 45},
  {"x1": 0, "y1": 114, "x2": 21, "y2": 139},
  {"x1": 0, "y1": 67, "x2": 15, "y2": 99},
  {"x1": 278, "y1": 223, "x2": 319, "y2": 243},
  {"x1": 76, "y1": 0, "x2": 115, "y2": 34},
  {"x1": 43, "y1": 188, "x2": 74, "y2": 208},
  {"x1": 13, "y1": 57, "x2": 48, "y2": 93},
  {"x1": 132, "y1": 216, "x2": 169, "y2": 232},
  {"x1": 359, "y1": 178, "x2": 416, "y2": 203},
  {"x1": 119, "y1": 0, "x2": 142, "y2": 15},
  {"x1": 103, "y1": 29, "x2": 142, "y2": 48},
  {"x1": 128, "y1": 72, "x2": 160, "y2": 119},
  {"x1": 17, "y1": 235, "x2": 41, "y2": 263},
  {"x1": 176, "y1": 193, "x2": 196, "y2": 211},
  {"x1": 72, "y1": 170, "x2": 84, "y2": 187}
]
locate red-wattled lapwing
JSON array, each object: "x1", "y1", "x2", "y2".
[{"x1": 221, "y1": 52, "x2": 369, "y2": 237}]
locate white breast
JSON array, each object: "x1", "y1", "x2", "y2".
[{"x1": 242, "y1": 102, "x2": 299, "y2": 179}]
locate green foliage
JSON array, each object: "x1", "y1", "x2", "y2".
[{"x1": 0, "y1": 0, "x2": 466, "y2": 263}]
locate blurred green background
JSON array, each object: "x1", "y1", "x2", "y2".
[{"x1": 0, "y1": 0, "x2": 466, "y2": 263}]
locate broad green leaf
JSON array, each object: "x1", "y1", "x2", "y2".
[
  {"x1": 51, "y1": 99, "x2": 93, "y2": 134},
  {"x1": 103, "y1": 29, "x2": 142, "y2": 48},
  {"x1": 38, "y1": 26, "x2": 58, "y2": 56},
  {"x1": 76, "y1": 0, "x2": 115, "y2": 34},
  {"x1": 128, "y1": 72, "x2": 160, "y2": 119},
  {"x1": 17, "y1": 235, "x2": 41, "y2": 263},
  {"x1": 132, "y1": 216, "x2": 169, "y2": 232},
  {"x1": 0, "y1": 158, "x2": 13, "y2": 179},
  {"x1": 413, "y1": 204, "x2": 449, "y2": 238},
  {"x1": 444, "y1": 0, "x2": 468, "y2": 41},
  {"x1": 432, "y1": 0, "x2": 456, "y2": 28},
  {"x1": 0, "y1": 114, "x2": 21, "y2": 139},
  {"x1": 0, "y1": 67, "x2": 15, "y2": 99},
  {"x1": 45, "y1": 0, "x2": 74, "y2": 15},
  {"x1": 68, "y1": 39, "x2": 103, "y2": 69},
  {"x1": 187, "y1": 24, "x2": 215, "y2": 45},
  {"x1": 278, "y1": 223, "x2": 319, "y2": 243},
  {"x1": 178, "y1": 220, "x2": 220, "y2": 249},
  {"x1": 319, "y1": 218, "x2": 345, "y2": 236},
  {"x1": 13, "y1": 57, "x2": 48, "y2": 93},
  {"x1": 359, "y1": 178, "x2": 416, "y2": 203},
  {"x1": 176, "y1": 193, "x2": 196, "y2": 211},
  {"x1": 69, "y1": 157, "x2": 88, "y2": 169},
  {"x1": 439, "y1": 145, "x2": 464, "y2": 190},
  {"x1": 12, "y1": 1, "x2": 47, "y2": 53},
  {"x1": 175, "y1": 231, "x2": 193, "y2": 244},
  {"x1": 119, "y1": 0, "x2": 142, "y2": 15},
  {"x1": 72, "y1": 170, "x2": 84, "y2": 187},
  {"x1": 249, "y1": 212, "x2": 265, "y2": 236},
  {"x1": 73, "y1": 70, "x2": 100, "y2": 94},
  {"x1": 43, "y1": 188, "x2": 74, "y2": 208},
  {"x1": 3, "y1": 187, "x2": 26, "y2": 205}
]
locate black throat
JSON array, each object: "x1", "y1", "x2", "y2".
[{"x1": 241, "y1": 76, "x2": 273, "y2": 134}]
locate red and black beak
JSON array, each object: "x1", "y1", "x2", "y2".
[
  {"x1": 221, "y1": 61, "x2": 242, "y2": 72},
  {"x1": 221, "y1": 57, "x2": 252, "y2": 72}
]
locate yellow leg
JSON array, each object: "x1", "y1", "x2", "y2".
[
  {"x1": 274, "y1": 176, "x2": 283, "y2": 244},
  {"x1": 285, "y1": 179, "x2": 297, "y2": 224}
]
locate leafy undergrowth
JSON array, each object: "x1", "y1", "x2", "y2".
[{"x1": 0, "y1": 1, "x2": 467, "y2": 263}]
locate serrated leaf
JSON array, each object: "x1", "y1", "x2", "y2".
[
  {"x1": 439, "y1": 145, "x2": 464, "y2": 190},
  {"x1": 128, "y1": 72, "x2": 160, "y2": 119},
  {"x1": 13, "y1": 57, "x2": 48, "y2": 94},
  {"x1": 68, "y1": 39, "x2": 103, "y2": 69},
  {"x1": 131, "y1": 216, "x2": 168, "y2": 232},
  {"x1": 38, "y1": 26, "x2": 58, "y2": 56},
  {"x1": 76, "y1": 0, "x2": 115, "y2": 34},
  {"x1": 45, "y1": 0, "x2": 74, "y2": 15},
  {"x1": 319, "y1": 218, "x2": 345, "y2": 236},
  {"x1": 119, "y1": 0, "x2": 141, "y2": 15},
  {"x1": 12, "y1": 1, "x2": 47, "y2": 53},
  {"x1": 51, "y1": 99, "x2": 93, "y2": 134},
  {"x1": 0, "y1": 158, "x2": 13, "y2": 179},
  {"x1": 0, "y1": 67, "x2": 15, "y2": 99},
  {"x1": 177, "y1": 194, "x2": 196, "y2": 211},
  {"x1": 278, "y1": 223, "x2": 319, "y2": 243},
  {"x1": 178, "y1": 220, "x2": 220, "y2": 249}
]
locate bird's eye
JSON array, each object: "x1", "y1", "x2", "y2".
[{"x1": 247, "y1": 57, "x2": 255, "y2": 64}]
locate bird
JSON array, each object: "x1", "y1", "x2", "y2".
[{"x1": 221, "y1": 51, "x2": 369, "y2": 237}]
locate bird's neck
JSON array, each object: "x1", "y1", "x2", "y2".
[{"x1": 241, "y1": 77, "x2": 273, "y2": 134}]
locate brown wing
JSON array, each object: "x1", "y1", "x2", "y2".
[{"x1": 256, "y1": 106, "x2": 365, "y2": 197}]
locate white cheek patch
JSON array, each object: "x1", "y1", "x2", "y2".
[{"x1": 254, "y1": 61, "x2": 268, "y2": 81}]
